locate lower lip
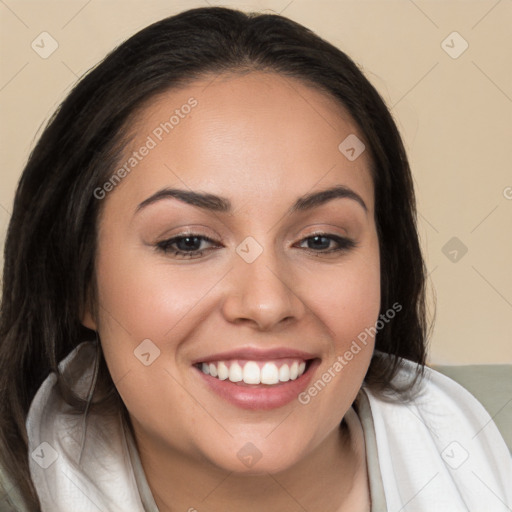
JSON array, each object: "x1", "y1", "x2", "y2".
[{"x1": 194, "y1": 360, "x2": 320, "y2": 410}]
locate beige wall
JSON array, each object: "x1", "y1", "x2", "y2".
[{"x1": 1, "y1": 0, "x2": 510, "y2": 365}]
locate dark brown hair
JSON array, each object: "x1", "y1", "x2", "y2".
[{"x1": 0, "y1": 7, "x2": 428, "y2": 510}]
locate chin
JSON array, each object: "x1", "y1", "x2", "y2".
[{"x1": 198, "y1": 433, "x2": 312, "y2": 475}]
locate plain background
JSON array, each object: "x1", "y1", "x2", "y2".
[{"x1": 0, "y1": 0, "x2": 511, "y2": 364}]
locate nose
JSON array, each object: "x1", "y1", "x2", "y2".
[{"x1": 221, "y1": 246, "x2": 306, "y2": 331}]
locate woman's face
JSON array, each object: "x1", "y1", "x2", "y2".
[{"x1": 84, "y1": 71, "x2": 380, "y2": 474}]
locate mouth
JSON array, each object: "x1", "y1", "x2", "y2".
[
  {"x1": 195, "y1": 358, "x2": 310, "y2": 385},
  {"x1": 192, "y1": 350, "x2": 320, "y2": 410}
]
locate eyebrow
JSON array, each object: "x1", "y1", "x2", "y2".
[{"x1": 135, "y1": 184, "x2": 367, "y2": 215}]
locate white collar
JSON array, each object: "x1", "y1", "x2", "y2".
[{"x1": 27, "y1": 342, "x2": 147, "y2": 511}]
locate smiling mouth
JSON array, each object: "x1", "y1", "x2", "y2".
[
  {"x1": 193, "y1": 355, "x2": 320, "y2": 410},
  {"x1": 194, "y1": 358, "x2": 314, "y2": 386}
]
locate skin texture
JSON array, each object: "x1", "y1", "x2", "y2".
[{"x1": 83, "y1": 71, "x2": 380, "y2": 511}]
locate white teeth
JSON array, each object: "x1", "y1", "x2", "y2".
[
  {"x1": 279, "y1": 364, "x2": 290, "y2": 382},
  {"x1": 290, "y1": 361, "x2": 299, "y2": 380},
  {"x1": 229, "y1": 362, "x2": 243, "y2": 382},
  {"x1": 217, "y1": 361, "x2": 229, "y2": 380},
  {"x1": 261, "y1": 362, "x2": 279, "y2": 385},
  {"x1": 199, "y1": 359, "x2": 308, "y2": 385},
  {"x1": 243, "y1": 362, "x2": 261, "y2": 384}
]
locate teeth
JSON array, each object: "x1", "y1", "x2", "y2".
[
  {"x1": 199, "y1": 359, "x2": 308, "y2": 385},
  {"x1": 217, "y1": 361, "x2": 229, "y2": 380},
  {"x1": 261, "y1": 362, "x2": 279, "y2": 385},
  {"x1": 279, "y1": 364, "x2": 290, "y2": 382},
  {"x1": 243, "y1": 362, "x2": 261, "y2": 384},
  {"x1": 290, "y1": 361, "x2": 299, "y2": 380},
  {"x1": 229, "y1": 362, "x2": 243, "y2": 382}
]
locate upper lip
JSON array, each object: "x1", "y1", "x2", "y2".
[{"x1": 192, "y1": 347, "x2": 318, "y2": 365}]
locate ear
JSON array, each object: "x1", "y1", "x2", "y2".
[
  {"x1": 80, "y1": 292, "x2": 98, "y2": 331},
  {"x1": 81, "y1": 308, "x2": 98, "y2": 331}
]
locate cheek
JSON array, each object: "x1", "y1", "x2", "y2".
[
  {"x1": 95, "y1": 243, "x2": 219, "y2": 340},
  {"x1": 93, "y1": 235, "x2": 234, "y2": 394},
  {"x1": 300, "y1": 252, "x2": 381, "y2": 351},
  {"x1": 294, "y1": 245, "x2": 380, "y2": 419},
  {"x1": 334, "y1": 267, "x2": 380, "y2": 347},
  {"x1": 92, "y1": 243, "x2": 217, "y2": 443}
]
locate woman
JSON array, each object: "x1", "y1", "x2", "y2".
[{"x1": 0, "y1": 6, "x2": 510, "y2": 512}]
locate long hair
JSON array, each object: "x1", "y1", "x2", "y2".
[{"x1": 0, "y1": 7, "x2": 428, "y2": 509}]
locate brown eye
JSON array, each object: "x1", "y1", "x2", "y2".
[
  {"x1": 156, "y1": 234, "x2": 219, "y2": 258},
  {"x1": 297, "y1": 234, "x2": 356, "y2": 254}
]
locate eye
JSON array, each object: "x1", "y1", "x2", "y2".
[
  {"x1": 156, "y1": 234, "x2": 220, "y2": 259},
  {"x1": 155, "y1": 232, "x2": 356, "y2": 260},
  {"x1": 296, "y1": 234, "x2": 356, "y2": 255}
]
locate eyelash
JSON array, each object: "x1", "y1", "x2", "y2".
[{"x1": 155, "y1": 233, "x2": 356, "y2": 259}]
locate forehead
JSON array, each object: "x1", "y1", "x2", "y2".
[{"x1": 104, "y1": 71, "x2": 374, "y2": 217}]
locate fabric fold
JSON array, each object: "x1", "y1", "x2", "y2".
[
  {"x1": 364, "y1": 360, "x2": 512, "y2": 511},
  {"x1": 26, "y1": 342, "x2": 145, "y2": 512}
]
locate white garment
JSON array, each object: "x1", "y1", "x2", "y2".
[
  {"x1": 364, "y1": 366, "x2": 512, "y2": 511},
  {"x1": 26, "y1": 342, "x2": 512, "y2": 511},
  {"x1": 27, "y1": 343, "x2": 146, "y2": 512}
]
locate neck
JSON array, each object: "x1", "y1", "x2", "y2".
[{"x1": 130, "y1": 408, "x2": 370, "y2": 512}]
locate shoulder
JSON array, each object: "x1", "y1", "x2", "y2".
[
  {"x1": 374, "y1": 359, "x2": 512, "y2": 455},
  {"x1": 367, "y1": 355, "x2": 512, "y2": 452},
  {"x1": 431, "y1": 363, "x2": 512, "y2": 453},
  {"x1": 362, "y1": 357, "x2": 512, "y2": 511}
]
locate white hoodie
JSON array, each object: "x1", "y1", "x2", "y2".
[{"x1": 26, "y1": 342, "x2": 512, "y2": 512}]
